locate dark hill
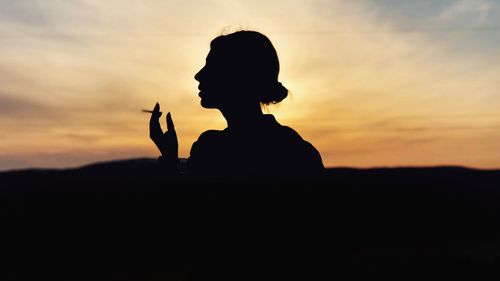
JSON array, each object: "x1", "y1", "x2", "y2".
[
  {"x1": 1, "y1": 159, "x2": 500, "y2": 279},
  {"x1": 2, "y1": 157, "x2": 499, "y2": 191}
]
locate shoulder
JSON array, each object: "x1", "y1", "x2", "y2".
[
  {"x1": 266, "y1": 117, "x2": 324, "y2": 170},
  {"x1": 264, "y1": 115, "x2": 305, "y2": 143},
  {"x1": 276, "y1": 125, "x2": 303, "y2": 140},
  {"x1": 282, "y1": 126, "x2": 322, "y2": 159},
  {"x1": 262, "y1": 115, "x2": 300, "y2": 137},
  {"x1": 197, "y1": 129, "x2": 224, "y2": 142},
  {"x1": 190, "y1": 130, "x2": 224, "y2": 156}
]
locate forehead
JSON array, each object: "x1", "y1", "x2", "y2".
[
  {"x1": 206, "y1": 47, "x2": 225, "y2": 60},
  {"x1": 205, "y1": 49, "x2": 215, "y2": 61},
  {"x1": 205, "y1": 47, "x2": 233, "y2": 66}
]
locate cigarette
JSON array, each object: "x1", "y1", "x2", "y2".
[{"x1": 142, "y1": 109, "x2": 155, "y2": 113}]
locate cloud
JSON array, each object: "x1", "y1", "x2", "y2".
[
  {"x1": 438, "y1": 0, "x2": 493, "y2": 23},
  {"x1": 0, "y1": 92, "x2": 58, "y2": 118}
]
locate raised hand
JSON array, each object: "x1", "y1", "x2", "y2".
[{"x1": 149, "y1": 103, "x2": 178, "y2": 159}]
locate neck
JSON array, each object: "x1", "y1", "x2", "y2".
[{"x1": 220, "y1": 102, "x2": 264, "y2": 129}]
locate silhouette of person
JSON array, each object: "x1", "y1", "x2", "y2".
[{"x1": 149, "y1": 30, "x2": 324, "y2": 180}]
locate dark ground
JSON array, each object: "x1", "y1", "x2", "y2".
[{"x1": 1, "y1": 158, "x2": 500, "y2": 279}]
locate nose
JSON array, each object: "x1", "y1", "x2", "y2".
[{"x1": 195, "y1": 66, "x2": 205, "y2": 82}]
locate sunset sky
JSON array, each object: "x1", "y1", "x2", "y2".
[{"x1": 1, "y1": 0, "x2": 500, "y2": 170}]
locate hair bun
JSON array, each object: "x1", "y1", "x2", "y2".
[{"x1": 260, "y1": 81, "x2": 288, "y2": 105}]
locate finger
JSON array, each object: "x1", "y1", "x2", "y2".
[
  {"x1": 152, "y1": 102, "x2": 162, "y2": 119},
  {"x1": 150, "y1": 103, "x2": 162, "y2": 125},
  {"x1": 150, "y1": 104, "x2": 164, "y2": 138},
  {"x1": 166, "y1": 112, "x2": 175, "y2": 131}
]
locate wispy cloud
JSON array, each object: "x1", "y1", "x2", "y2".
[
  {"x1": 0, "y1": 92, "x2": 55, "y2": 116},
  {"x1": 439, "y1": 0, "x2": 494, "y2": 23}
]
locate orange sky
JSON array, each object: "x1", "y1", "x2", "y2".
[{"x1": 1, "y1": 0, "x2": 500, "y2": 170}]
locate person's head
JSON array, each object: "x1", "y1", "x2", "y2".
[{"x1": 195, "y1": 30, "x2": 288, "y2": 109}]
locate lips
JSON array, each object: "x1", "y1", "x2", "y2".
[{"x1": 198, "y1": 85, "x2": 205, "y2": 97}]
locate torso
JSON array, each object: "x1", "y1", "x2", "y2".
[{"x1": 188, "y1": 114, "x2": 324, "y2": 179}]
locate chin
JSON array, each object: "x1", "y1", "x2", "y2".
[
  {"x1": 200, "y1": 99, "x2": 217, "y2": 109},
  {"x1": 199, "y1": 90, "x2": 222, "y2": 108}
]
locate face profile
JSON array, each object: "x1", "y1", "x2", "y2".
[
  {"x1": 194, "y1": 31, "x2": 288, "y2": 110},
  {"x1": 194, "y1": 49, "x2": 232, "y2": 109}
]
